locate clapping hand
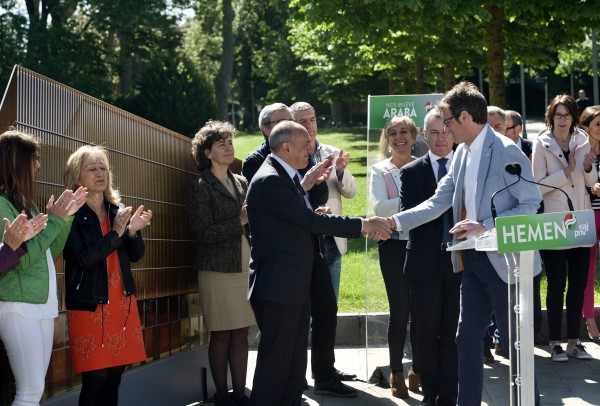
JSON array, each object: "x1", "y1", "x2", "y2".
[
  {"x1": 583, "y1": 150, "x2": 596, "y2": 173},
  {"x1": 2, "y1": 212, "x2": 48, "y2": 250},
  {"x1": 301, "y1": 155, "x2": 334, "y2": 190},
  {"x1": 315, "y1": 206, "x2": 332, "y2": 215},
  {"x1": 363, "y1": 216, "x2": 392, "y2": 241},
  {"x1": 127, "y1": 205, "x2": 152, "y2": 237},
  {"x1": 335, "y1": 148, "x2": 350, "y2": 174},
  {"x1": 46, "y1": 187, "x2": 88, "y2": 219}
]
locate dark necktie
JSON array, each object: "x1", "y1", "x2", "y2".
[
  {"x1": 437, "y1": 158, "x2": 452, "y2": 244},
  {"x1": 293, "y1": 174, "x2": 306, "y2": 196}
]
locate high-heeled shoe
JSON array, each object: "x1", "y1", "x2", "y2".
[{"x1": 587, "y1": 318, "x2": 600, "y2": 343}]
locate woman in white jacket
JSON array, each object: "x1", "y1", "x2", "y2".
[
  {"x1": 532, "y1": 94, "x2": 597, "y2": 362},
  {"x1": 369, "y1": 116, "x2": 419, "y2": 398}
]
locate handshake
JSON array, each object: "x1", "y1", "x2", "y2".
[{"x1": 362, "y1": 216, "x2": 394, "y2": 241}]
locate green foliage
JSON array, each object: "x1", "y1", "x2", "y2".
[
  {"x1": 0, "y1": 1, "x2": 27, "y2": 85},
  {"x1": 114, "y1": 56, "x2": 215, "y2": 137}
]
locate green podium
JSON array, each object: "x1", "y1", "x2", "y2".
[{"x1": 450, "y1": 210, "x2": 596, "y2": 405}]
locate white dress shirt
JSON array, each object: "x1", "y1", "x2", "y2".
[{"x1": 463, "y1": 126, "x2": 487, "y2": 221}]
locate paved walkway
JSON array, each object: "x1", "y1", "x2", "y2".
[{"x1": 243, "y1": 340, "x2": 600, "y2": 405}]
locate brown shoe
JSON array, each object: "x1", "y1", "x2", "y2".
[
  {"x1": 389, "y1": 371, "x2": 409, "y2": 398},
  {"x1": 408, "y1": 367, "x2": 421, "y2": 392},
  {"x1": 494, "y1": 342, "x2": 503, "y2": 355},
  {"x1": 483, "y1": 347, "x2": 495, "y2": 364}
]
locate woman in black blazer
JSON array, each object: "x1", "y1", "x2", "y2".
[{"x1": 186, "y1": 120, "x2": 255, "y2": 406}]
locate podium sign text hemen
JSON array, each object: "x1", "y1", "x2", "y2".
[{"x1": 495, "y1": 210, "x2": 596, "y2": 254}]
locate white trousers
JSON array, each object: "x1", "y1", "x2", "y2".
[{"x1": 0, "y1": 313, "x2": 54, "y2": 406}]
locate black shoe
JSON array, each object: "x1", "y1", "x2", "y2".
[
  {"x1": 420, "y1": 394, "x2": 438, "y2": 406},
  {"x1": 314, "y1": 379, "x2": 358, "y2": 398},
  {"x1": 214, "y1": 394, "x2": 236, "y2": 406},
  {"x1": 233, "y1": 394, "x2": 249, "y2": 406},
  {"x1": 335, "y1": 368, "x2": 357, "y2": 381}
]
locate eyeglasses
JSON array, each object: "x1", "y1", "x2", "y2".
[
  {"x1": 554, "y1": 113, "x2": 572, "y2": 121},
  {"x1": 506, "y1": 125, "x2": 520, "y2": 131},
  {"x1": 442, "y1": 114, "x2": 459, "y2": 126},
  {"x1": 427, "y1": 130, "x2": 452, "y2": 138},
  {"x1": 267, "y1": 118, "x2": 289, "y2": 126}
]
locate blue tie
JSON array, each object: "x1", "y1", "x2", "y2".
[
  {"x1": 437, "y1": 158, "x2": 452, "y2": 244},
  {"x1": 293, "y1": 175, "x2": 306, "y2": 196}
]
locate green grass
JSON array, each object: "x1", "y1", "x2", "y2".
[{"x1": 234, "y1": 129, "x2": 600, "y2": 313}]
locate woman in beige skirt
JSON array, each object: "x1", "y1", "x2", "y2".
[{"x1": 186, "y1": 120, "x2": 256, "y2": 406}]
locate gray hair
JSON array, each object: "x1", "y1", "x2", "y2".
[
  {"x1": 258, "y1": 103, "x2": 291, "y2": 127},
  {"x1": 504, "y1": 110, "x2": 522, "y2": 126},
  {"x1": 290, "y1": 101, "x2": 315, "y2": 117},
  {"x1": 487, "y1": 105, "x2": 506, "y2": 123},
  {"x1": 270, "y1": 121, "x2": 305, "y2": 152},
  {"x1": 423, "y1": 108, "x2": 442, "y2": 132}
]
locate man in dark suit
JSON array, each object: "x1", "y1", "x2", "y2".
[
  {"x1": 388, "y1": 82, "x2": 542, "y2": 405},
  {"x1": 242, "y1": 103, "x2": 292, "y2": 182},
  {"x1": 505, "y1": 110, "x2": 533, "y2": 158},
  {"x1": 243, "y1": 103, "x2": 355, "y2": 395},
  {"x1": 246, "y1": 121, "x2": 391, "y2": 406},
  {"x1": 399, "y1": 109, "x2": 461, "y2": 406}
]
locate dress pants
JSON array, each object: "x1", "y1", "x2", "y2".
[
  {"x1": 410, "y1": 250, "x2": 461, "y2": 405},
  {"x1": 322, "y1": 235, "x2": 342, "y2": 301},
  {"x1": 458, "y1": 250, "x2": 539, "y2": 406},
  {"x1": 542, "y1": 247, "x2": 590, "y2": 340},
  {"x1": 249, "y1": 298, "x2": 311, "y2": 406},
  {"x1": 378, "y1": 239, "x2": 419, "y2": 372},
  {"x1": 310, "y1": 251, "x2": 338, "y2": 382}
]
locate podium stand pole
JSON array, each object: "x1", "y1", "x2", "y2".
[{"x1": 517, "y1": 250, "x2": 535, "y2": 406}]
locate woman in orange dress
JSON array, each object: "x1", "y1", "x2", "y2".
[{"x1": 63, "y1": 145, "x2": 152, "y2": 405}]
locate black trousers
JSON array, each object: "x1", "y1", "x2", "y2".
[
  {"x1": 310, "y1": 251, "x2": 338, "y2": 382},
  {"x1": 542, "y1": 247, "x2": 590, "y2": 340},
  {"x1": 249, "y1": 298, "x2": 310, "y2": 406},
  {"x1": 410, "y1": 251, "x2": 461, "y2": 405},
  {"x1": 378, "y1": 239, "x2": 419, "y2": 372}
]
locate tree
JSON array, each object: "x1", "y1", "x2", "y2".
[{"x1": 213, "y1": 0, "x2": 234, "y2": 120}]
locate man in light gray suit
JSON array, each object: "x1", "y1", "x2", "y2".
[{"x1": 386, "y1": 82, "x2": 542, "y2": 406}]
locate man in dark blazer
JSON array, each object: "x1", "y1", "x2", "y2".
[
  {"x1": 388, "y1": 82, "x2": 542, "y2": 405},
  {"x1": 505, "y1": 110, "x2": 533, "y2": 158},
  {"x1": 246, "y1": 121, "x2": 391, "y2": 406},
  {"x1": 399, "y1": 109, "x2": 461, "y2": 406}
]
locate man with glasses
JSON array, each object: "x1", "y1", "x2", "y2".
[
  {"x1": 242, "y1": 103, "x2": 294, "y2": 182},
  {"x1": 487, "y1": 105, "x2": 507, "y2": 135},
  {"x1": 504, "y1": 110, "x2": 533, "y2": 158},
  {"x1": 386, "y1": 81, "x2": 542, "y2": 405},
  {"x1": 399, "y1": 109, "x2": 461, "y2": 406}
]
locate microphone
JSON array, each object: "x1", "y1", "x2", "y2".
[
  {"x1": 504, "y1": 163, "x2": 574, "y2": 212},
  {"x1": 491, "y1": 169, "x2": 521, "y2": 221}
]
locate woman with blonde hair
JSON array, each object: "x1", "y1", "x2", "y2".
[
  {"x1": 63, "y1": 145, "x2": 152, "y2": 405},
  {"x1": 0, "y1": 129, "x2": 87, "y2": 405},
  {"x1": 579, "y1": 105, "x2": 600, "y2": 342},
  {"x1": 369, "y1": 116, "x2": 420, "y2": 398}
]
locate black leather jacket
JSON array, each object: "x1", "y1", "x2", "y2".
[{"x1": 63, "y1": 202, "x2": 145, "y2": 311}]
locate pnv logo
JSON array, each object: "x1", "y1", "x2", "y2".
[{"x1": 563, "y1": 213, "x2": 576, "y2": 230}]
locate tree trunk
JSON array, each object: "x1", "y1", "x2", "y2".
[
  {"x1": 415, "y1": 57, "x2": 425, "y2": 94},
  {"x1": 118, "y1": 32, "x2": 134, "y2": 94},
  {"x1": 214, "y1": 0, "x2": 235, "y2": 121},
  {"x1": 443, "y1": 59, "x2": 455, "y2": 91},
  {"x1": 442, "y1": 27, "x2": 455, "y2": 91},
  {"x1": 485, "y1": 5, "x2": 506, "y2": 107}
]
